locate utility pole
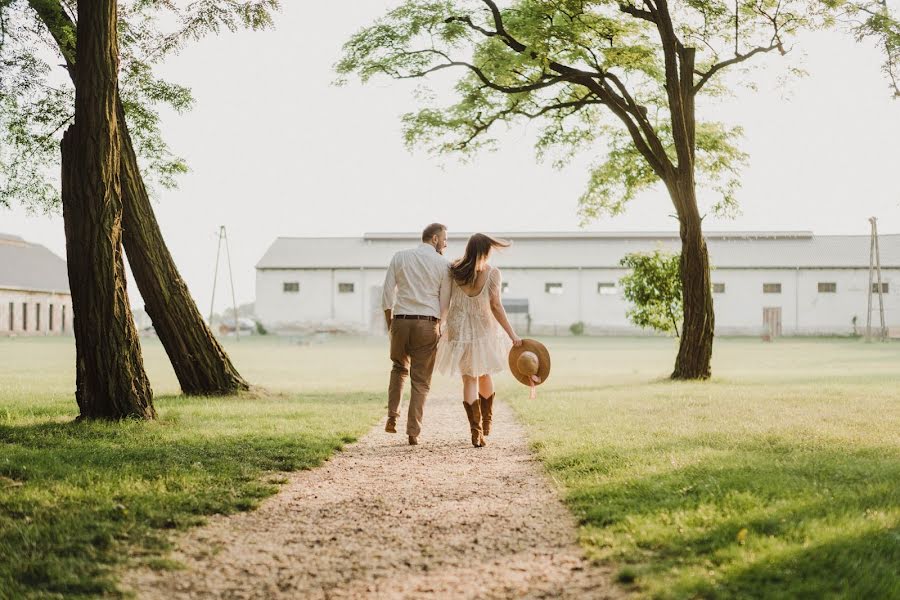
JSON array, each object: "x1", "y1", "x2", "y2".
[
  {"x1": 209, "y1": 226, "x2": 240, "y2": 340},
  {"x1": 866, "y1": 217, "x2": 887, "y2": 341}
]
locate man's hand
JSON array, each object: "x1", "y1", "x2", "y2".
[{"x1": 384, "y1": 310, "x2": 393, "y2": 333}]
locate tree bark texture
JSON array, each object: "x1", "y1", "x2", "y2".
[
  {"x1": 667, "y1": 177, "x2": 715, "y2": 380},
  {"x1": 61, "y1": 0, "x2": 155, "y2": 419},
  {"x1": 117, "y1": 105, "x2": 250, "y2": 396},
  {"x1": 29, "y1": 0, "x2": 249, "y2": 396}
]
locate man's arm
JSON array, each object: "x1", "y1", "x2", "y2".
[
  {"x1": 438, "y1": 264, "x2": 451, "y2": 322},
  {"x1": 382, "y1": 256, "x2": 397, "y2": 331}
]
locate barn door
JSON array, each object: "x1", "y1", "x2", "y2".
[{"x1": 763, "y1": 307, "x2": 782, "y2": 338}]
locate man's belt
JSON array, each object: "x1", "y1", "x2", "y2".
[{"x1": 394, "y1": 314, "x2": 439, "y2": 322}]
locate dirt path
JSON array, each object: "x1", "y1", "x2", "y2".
[{"x1": 124, "y1": 394, "x2": 622, "y2": 599}]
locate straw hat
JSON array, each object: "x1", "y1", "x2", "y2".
[{"x1": 508, "y1": 339, "x2": 551, "y2": 388}]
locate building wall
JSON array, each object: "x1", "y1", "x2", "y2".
[
  {"x1": 256, "y1": 268, "x2": 389, "y2": 332},
  {"x1": 0, "y1": 289, "x2": 72, "y2": 336},
  {"x1": 256, "y1": 266, "x2": 900, "y2": 336}
]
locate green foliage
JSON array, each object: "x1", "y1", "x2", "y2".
[
  {"x1": 0, "y1": 0, "x2": 280, "y2": 210},
  {"x1": 510, "y1": 336, "x2": 900, "y2": 599},
  {"x1": 339, "y1": 1, "x2": 898, "y2": 221},
  {"x1": 619, "y1": 249, "x2": 683, "y2": 336},
  {"x1": 569, "y1": 321, "x2": 585, "y2": 336},
  {"x1": 337, "y1": 0, "x2": 871, "y2": 221}
]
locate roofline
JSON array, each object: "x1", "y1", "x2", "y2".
[
  {"x1": 0, "y1": 285, "x2": 71, "y2": 295},
  {"x1": 361, "y1": 231, "x2": 819, "y2": 241}
]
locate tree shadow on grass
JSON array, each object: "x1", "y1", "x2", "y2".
[
  {"x1": 0, "y1": 392, "x2": 379, "y2": 599},
  {"x1": 549, "y1": 437, "x2": 900, "y2": 599}
]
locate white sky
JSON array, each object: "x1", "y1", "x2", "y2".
[{"x1": 2, "y1": 1, "x2": 899, "y2": 313}]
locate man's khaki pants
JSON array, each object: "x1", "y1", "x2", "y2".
[{"x1": 388, "y1": 318, "x2": 440, "y2": 437}]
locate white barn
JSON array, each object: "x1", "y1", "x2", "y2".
[
  {"x1": 0, "y1": 233, "x2": 71, "y2": 336},
  {"x1": 255, "y1": 231, "x2": 899, "y2": 336}
]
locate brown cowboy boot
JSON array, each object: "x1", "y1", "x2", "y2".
[
  {"x1": 479, "y1": 393, "x2": 495, "y2": 437},
  {"x1": 463, "y1": 400, "x2": 486, "y2": 447}
]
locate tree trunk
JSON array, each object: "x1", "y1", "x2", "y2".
[
  {"x1": 61, "y1": 0, "x2": 155, "y2": 419},
  {"x1": 117, "y1": 104, "x2": 250, "y2": 396},
  {"x1": 669, "y1": 178, "x2": 715, "y2": 380},
  {"x1": 28, "y1": 0, "x2": 249, "y2": 396}
]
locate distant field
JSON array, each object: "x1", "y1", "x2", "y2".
[{"x1": 1, "y1": 335, "x2": 898, "y2": 598}]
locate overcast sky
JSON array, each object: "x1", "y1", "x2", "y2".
[{"x1": 2, "y1": 1, "x2": 899, "y2": 312}]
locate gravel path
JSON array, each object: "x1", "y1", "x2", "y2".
[{"x1": 124, "y1": 394, "x2": 622, "y2": 599}]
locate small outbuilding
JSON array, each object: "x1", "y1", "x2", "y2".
[{"x1": 0, "y1": 233, "x2": 71, "y2": 336}]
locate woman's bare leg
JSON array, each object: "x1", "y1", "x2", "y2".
[
  {"x1": 462, "y1": 375, "x2": 479, "y2": 405},
  {"x1": 477, "y1": 374, "x2": 494, "y2": 399}
]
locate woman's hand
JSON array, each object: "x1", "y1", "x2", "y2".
[{"x1": 511, "y1": 334, "x2": 522, "y2": 347}]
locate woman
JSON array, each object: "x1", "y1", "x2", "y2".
[{"x1": 436, "y1": 233, "x2": 522, "y2": 447}]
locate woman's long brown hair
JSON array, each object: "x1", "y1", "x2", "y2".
[{"x1": 449, "y1": 233, "x2": 510, "y2": 286}]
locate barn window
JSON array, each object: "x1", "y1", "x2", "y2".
[
  {"x1": 818, "y1": 282, "x2": 837, "y2": 293},
  {"x1": 283, "y1": 282, "x2": 300, "y2": 293},
  {"x1": 501, "y1": 282, "x2": 509, "y2": 294},
  {"x1": 338, "y1": 283, "x2": 355, "y2": 294},
  {"x1": 61, "y1": 305, "x2": 66, "y2": 332},
  {"x1": 872, "y1": 282, "x2": 889, "y2": 294},
  {"x1": 49, "y1": 304, "x2": 55, "y2": 331},
  {"x1": 22, "y1": 303, "x2": 27, "y2": 331},
  {"x1": 545, "y1": 283, "x2": 564, "y2": 295},
  {"x1": 713, "y1": 283, "x2": 726, "y2": 294},
  {"x1": 36, "y1": 303, "x2": 41, "y2": 331},
  {"x1": 597, "y1": 282, "x2": 617, "y2": 295},
  {"x1": 763, "y1": 283, "x2": 782, "y2": 294}
]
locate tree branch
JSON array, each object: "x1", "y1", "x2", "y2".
[{"x1": 693, "y1": 42, "x2": 783, "y2": 93}]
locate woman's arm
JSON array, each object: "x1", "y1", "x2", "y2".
[{"x1": 488, "y1": 268, "x2": 521, "y2": 346}]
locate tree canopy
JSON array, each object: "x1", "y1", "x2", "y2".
[
  {"x1": 0, "y1": 0, "x2": 279, "y2": 210},
  {"x1": 337, "y1": 0, "x2": 897, "y2": 223}
]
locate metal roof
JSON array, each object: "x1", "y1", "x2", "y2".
[
  {"x1": 257, "y1": 231, "x2": 900, "y2": 270},
  {"x1": 0, "y1": 234, "x2": 70, "y2": 293}
]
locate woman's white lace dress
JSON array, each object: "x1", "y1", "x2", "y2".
[{"x1": 436, "y1": 267, "x2": 512, "y2": 377}]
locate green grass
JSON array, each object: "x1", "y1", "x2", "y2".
[
  {"x1": 3, "y1": 335, "x2": 899, "y2": 599},
  {"x1": 0, "y1": 335, "x2": 385, "y2": 599},
  {"x1": 506, "y1": 337, "x2": 900, "y2": 599}
]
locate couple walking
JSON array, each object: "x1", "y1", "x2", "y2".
[{"x1": 382, "y1": 223, "x2": 521, "y2": 447}]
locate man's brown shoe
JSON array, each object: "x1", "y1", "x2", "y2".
[
  {"x1": 479, "y1": 393, "x2": 495, "y2": 436},
  {"x1": 408, "y1": 436, "x2": 418, "y2": 445},
  {"x1": 385, "y1": 416, "x2": 397, "y2": 433}
]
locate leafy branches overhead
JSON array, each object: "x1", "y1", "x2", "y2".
[
  {"x1": 337, "y1": 0, "x2": 895, "y2": 221},
  {"x1": 0, "y1": 0, "x2": 280, "y2": 210}
]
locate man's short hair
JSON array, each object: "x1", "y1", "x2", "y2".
[{"x1": 422, "y1": 223, "x2": 447, "y2": 242}]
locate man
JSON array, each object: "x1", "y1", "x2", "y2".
[{"x1": 382, "y1": 223, "x2": 451, "y2": 445}]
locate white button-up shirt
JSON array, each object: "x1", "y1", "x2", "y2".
[{"x1": 382, "y1": 243, "x2": 451, "y2": 319}]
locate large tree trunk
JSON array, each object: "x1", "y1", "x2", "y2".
[
  {"x1": 668, "y1": 177, "x2": 715, "y2": 380},
  {"x1": 61, "y1": 0, "x2": 155, "y2": 419},
  {"x1": 29, "y1": 0, "x2": 249, "y2": 396},
  {"x1": 117, "y1": 104, "x2": 250, "y2": 396}
]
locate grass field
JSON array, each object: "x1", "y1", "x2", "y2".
[
  {"x1": 0, "y1": 336, "x2": 386, "y2": 599},
  {"x1": 506, "y1": 337, "x2": 900, "y2": 599},
  {"x1": 1, "y1": 335, "x2": 899, "y2": 599}
]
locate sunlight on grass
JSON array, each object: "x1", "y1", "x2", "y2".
[
  {"x1": 507, "y1": 337, "x2": 900, "y2": 599},
  {"x1": 0, "y1": 336, "x2": 384, "y2": 598}
]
